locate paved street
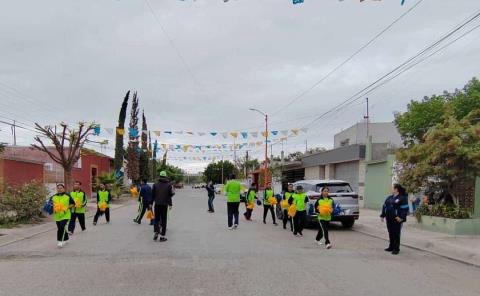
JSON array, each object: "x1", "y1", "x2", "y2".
[{"x1": 0, "y1": 189, "x2": 479, "y2": 296}]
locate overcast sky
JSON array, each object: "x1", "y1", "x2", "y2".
[{"x1": 0, "y1": 0, "x2": 479, "y2": 172}]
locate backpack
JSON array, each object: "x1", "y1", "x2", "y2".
[{"x1": 43, "y1": 197, "x2": 54, "y2": 215}]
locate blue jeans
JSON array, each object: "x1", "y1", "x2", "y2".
[{"x1": 208, "y1": 195, "x2": 215, "y2": 212}]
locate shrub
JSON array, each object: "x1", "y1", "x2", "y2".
[
  {"x1": 0, "y1": 181, "x2": 48, "y2": 225},
  {"x1": 415, "y1": 204, "x2": 471, "y2": 222}
]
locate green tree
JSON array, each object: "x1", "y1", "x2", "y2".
[
  {"x1": 157, "y1": 164, "x2": 185, "y2": 184},
  {"x1": 394, "y1": 95, "x2": 446, "y2": 146},
  {"x1": 235, "y1": 157, "x2": 260, "y2": 179},
  {"x1": 139, "y1": 111, "x2": 150, "y2": 182},
  {"x1": 395, "y1": 77, "x2": 480, "y2": 146},
  {"x1": 203, "y1": 161, "x2": 237, "y2": 184},
  {"x1": 286, "y1": 151, "x2": 303, "y2": 161},
  {"x1": 0, "y1": 143, "x2": 5, "y2": 153},
  {"x1": 126, "y1": 92, "x2": 140, "y2": 183},
  {"x1": 397, "y1": 108, "x2": 480, "y2": 207},
  {"x1": 114, "y1": 91, "x2": 129, "y2": 172}
]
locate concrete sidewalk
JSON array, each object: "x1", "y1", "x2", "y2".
[
  {"x1": 0, "y1": 196, "x2": 134, "y2": 248},
  {"x1": 355, "y1": 208, "x2": 480, "y2": 267}
]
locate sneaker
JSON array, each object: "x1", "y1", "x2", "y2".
[
  {"x1": 233, "y1": 224, "x2": 238, "y2": 229},
  {"x1": 57, "y1": 242, "x2": 63, "y2": 248},
  {"x1": 93, "y1": 222, "x2": 97, "y2": 226},
  {"x1": 273, "y1": 223, "x2": 278, "y2": 226},
  {"x1": 299, "y1": 233, "x2": 303, "y2": 237},
  {"x1": 153, "y1": 233, "x2": 159, "y2": 241},
  {"x1": 316, "y1": 240, "x2": 324, "y2": 246},
  {"x1": 67, "y1": 231, "x2": 73, "y2": 236},
  {"x1": 384, "y1": 248, "x2": 394, "y2": 252},
  {"x1": 391, "y1": 250, "x2": 399, "y2": 255},
  {"x1": 228, "y1": 226, "x2": 234, "y2": 230},
  {"x1": 159, "y1": 237, "x2": 168, "y2": 242},
  {"x1": 326, "y1": 244, "x2": 332, "y2": 249},
  {"x1": 263, "y1": 221, "x2": 266, "y2": 224}
]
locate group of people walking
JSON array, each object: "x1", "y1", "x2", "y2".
[
  {"x1": 49, "y1": 181, "x2": 111, "y2": 248},
  {"x1": 213, "y1": 177, "x2": 409, "y2": 254},
  {"x1": 219, "y1": 175, "x2": 334, "y2": 249}
]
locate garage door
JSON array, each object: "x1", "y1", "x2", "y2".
[{"x1": 334, "y1": 161, "x2": 359, "y2": 192}]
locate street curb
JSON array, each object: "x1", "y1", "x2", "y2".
[
  {"x1": 0, "y1": 201, "x2": 133, "y2": 249},
  {"x1": 354, "y1": 228, "x2": 480, "y2": 269}
]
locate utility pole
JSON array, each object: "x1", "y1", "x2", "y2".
[
  {"x1": 11, "y1": 120, "x2": 16, "y2": 146},
  {"x1": 364, "y1": 97, "x2": 370, "y2": 141},
  {"x1": 221, "y1": 154, "x2": 224, "y2": 184},
  {"x1": 305, "y1": 139, "x2": 308, "y2": 154},
  {"x1": 245, "y1": 150, "x2": 249, "y2": 179}
]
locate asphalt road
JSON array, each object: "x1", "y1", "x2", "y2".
[{"x1": 0, "y1": 188, "x2": 479, "y2": 296}]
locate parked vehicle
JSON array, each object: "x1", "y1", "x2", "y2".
[
  {"x1": 285, "y1": 180, "x2": 359, "y2": 229},
  {"x1": 214, "y1": 184, "x2": 224, "y2": 194}
]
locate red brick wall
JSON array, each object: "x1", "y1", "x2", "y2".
[{"x1": 0, "y1": 159, "x2": 44, "y2": 186}]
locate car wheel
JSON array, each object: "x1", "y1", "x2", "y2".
[{"x1": 341, "y1": 218, "x2": 355, "y2": 229}]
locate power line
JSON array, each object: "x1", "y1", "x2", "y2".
[
  {"x1": 271, "y1": 0, "x2": 425, "y2": 116},
  {"x1": 301, "y1": 10, "x2": 480, "y2": 130}
]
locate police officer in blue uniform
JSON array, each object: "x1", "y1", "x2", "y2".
[{"x1": 380, "y1": 184, "x2": 409, "y2": 255}]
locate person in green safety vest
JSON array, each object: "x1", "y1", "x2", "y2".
[
  {"x1": 263, "y1": 183, "x2": 277, "y2": 225},
  {"x1": 314, "y1": 187, "x2": 334, "y2": 249},
  {"x1": 282, "y1": 183, "x2": 295, "y2": 231},
  {"x1": 288, "y1": 185, "x2": 309, "y2": 237},
  {"x1": 67, "y1": 180, "x2": 88, "y2": 235},
  {"x1": 51, "y1": 183, "x2": 75, "y2": 248},
  {"x1": 225, "y1": 173, "x2": 241, "y2": 230},
  {"x1": 243, "y1": 183, "x2": 257, "y2": 221},
  {"x1": 93, "y1": 183, "x2": 111, "y2": 225}
]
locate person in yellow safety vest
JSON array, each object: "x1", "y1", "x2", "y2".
[
  {"x1": 67, "y1": 180, "x2": 88, "y2": 235},
  {"x1": 93, "y1": 183, "x2": 111, "y2": 225},
  {"x1": 282, "y1": 184, "x2": 295, "y2": 231},
  {"x1": 225, "y1": 173, "x2": 241, "y2": 230},
  {"x1": 243, "y1": 183, "x2": 257, "y2": 221},
  {"x1": 314, "y1": 187, "x2": 334, "y2": 249},
  {"x1": 288, "y1": 185, "x2": 309, "y2": 237},
  {"x1": 263, "y1": 184, "x2": 277, "y2": 225},
  {"x1": 51, "y1": 183, "x2": 75, "y2": 248}
]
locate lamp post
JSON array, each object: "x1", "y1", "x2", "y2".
[{"x1": 249, "y1": 108, "x2": 268, "y2": 189}]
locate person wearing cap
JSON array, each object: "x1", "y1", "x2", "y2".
[
  {"x1": 152, "y1": 171, "x2": 175, "y2": 242},
  {"x1": 289, "y1": 185, "x2": 309, "y2": 237},
  {"x1": 51, "y1": 184, "x2": 75, "y2": 248}
]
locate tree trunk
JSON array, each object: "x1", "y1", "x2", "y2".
[{"x1": 64, "y1": 169, "x2": 73, "y2": 191}]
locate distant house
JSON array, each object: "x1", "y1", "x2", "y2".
[{"x1": 0, "y1": 146, "x2": 113, "y2": 197}]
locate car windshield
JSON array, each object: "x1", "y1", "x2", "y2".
[{"x1": 315, "y1": 183, "x2": 352, "y2": 193}]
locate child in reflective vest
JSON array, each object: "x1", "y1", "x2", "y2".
[
  {"x1": 314, "y1": 187, "x2": 334, "y2": 249},
  {"x1": 68, "y1": 181, "x2": 88, "y2": 234},
  {"x1": 93, "y1": 183, "x2": 111, "y2": 225},
  {"x1": 289, "y1": 185, "x2": 309, "y2": 237},
  {"x1": 282, "y1": 184, "x2": 295, "y2": 231},
  {"x1": 51, "y1": 184, "x2": 75, "y2": 248}
]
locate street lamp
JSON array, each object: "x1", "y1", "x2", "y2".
[{"x1": 249, "y1": 108, "x2": 269, "y2": 189}]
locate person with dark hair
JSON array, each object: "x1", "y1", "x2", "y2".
[
  {"x1": 381, "y1": 184, "x2": 409, "y2": 255},
  {"x1": 289, "y1": 185, "x2": 309, "y2": 237},
  {"x1": 225, "y1": 173, "x2": 241, "y2": 230},
  {"x1": 51, "y1": 184, "x2": 75, "y2": 248},
  {"x1": 282, "y1": 183, "x2": 294, "y2": 231},
  {"x1": 68, "y1": 181, "x2": 88, "y2": 234},
  {"x1": 152, "y1": 171, "x2": 175, "y2": 242},
  {"x1": 263, "y1": 183, "x2": 277, "y2": 225},
  {"x1": 133, "y1": 179, "x2": 153, "y2": 224},
  {"x1": 244, "y1": 183, "x2": 257, "y2": 221},
  {"x1": 93, "y1": 183, "x2": 111, "y2": 225},
  {"x1": 206, "y1": 181, "x2": 215, "y2": 213},
  {"x1": 314, "y1": 187, "x2": 334, "y2": 249}
]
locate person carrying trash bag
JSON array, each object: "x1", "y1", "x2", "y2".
[
  {"x1": 152, "y1": 171, "x2": 175, "y2": 242},
  {"x1": 281, "y1": 183, "x2": 295, "y2": 231},
  {"x1": 51, "y1": 184, "x2": 75, "y2": 248},
  {"x1": 93, "y1": 183, "x2": 111, "y2": 225},
  {"x1": 244, "y1": 183, "x2": 257, "y2": 221},
  {"x1": 263, "y1": 184, "x2": 277, "y2": 225},
  {"x1": 289, "y1": 185, "x2": 308, "y2": 237},
  {"x1": 314, "y1": 187, "x2": 334, "y2": 249},
  {"x1": 133, "y1": 179, "x2": 153, "y2": 225},
  {"x1": 68, "y1": 181, "x2": 88, "y2": 235}
]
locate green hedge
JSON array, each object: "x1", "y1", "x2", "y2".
[
  {"x1": 0, "y1": 181, "x2": 47, "y2": 225},
  {"x1": 415, "y1": 204, "x2": 471, "y2": 222}
]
